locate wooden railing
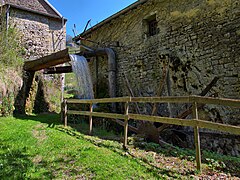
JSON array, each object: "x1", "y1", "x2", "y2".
[{"x1": 62, "y1": 95, "x2": 240, "y2": 172}]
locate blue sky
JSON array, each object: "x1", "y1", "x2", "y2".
[{"x1": 48, "y1": 0, "x2": 137, "y2": 37}]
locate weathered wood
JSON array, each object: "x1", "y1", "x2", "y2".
[
  {"x1": 151, "y1": 60, "x2": 168, "y2": 116},
  {"x1": 192, "y1": 96, "x2": 240, "y2": 107},
  {"x1": 64, "y1": 99, "x2": 67, "y2": 127},
  {"x1": 123, "y1": 72, "x2": 141, "y2": 114},
  {"x1": 66, "y1": 95, "x2": 240, "y2": 107},
  {"x1": 67, "y1": 110, "x2": 126, "y2": 120},
  {"x1": 43, "y1": 66, "x2": 72, "y2": 74},
  {"x1": 131, "y1": 96, "x2": 192, "y2": 103},
  {"x1": 67, "y1": 109, "x2": 240, "y2": 135},
  {"x1": 89, "y1": 104, "x2": 93, "y2": 135},
  {"x1": 67, "y1": 97, "x2": 131, "y2": 104},
  {"x1": 199, "y1": 77, "x2": 219, "y2": 96},
  {"x1": 192, "y1": 102, "x2": 202, "y2": 173},
  {"x1": 154, "y1": 76, "x2": 219, "y2": 132},
  {"x1": 129, "y1": 114, "x2": 196, "y2": 127},
  {"x1": 124, "y1": 102, "x2": 129, "y2": 148},
  {"x1": 111, "y1": 119, "x2": 138, "y2": 133},
  {"x1": 129, "y1": 114, "x2": 240, "y2": 135},
  {"x1": 65, "y1": 95, "x2": 240, "y2": 174},
  {"x1": 24, "y1": 49, "x2": 70, "y2": 71},
  {"x1": 194, "y1": 120, "x2": 240, "y2": 135}
]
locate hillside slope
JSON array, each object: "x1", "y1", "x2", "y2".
[{"x1": 0, "y1": 114, "x2": 239, "y2": 179}]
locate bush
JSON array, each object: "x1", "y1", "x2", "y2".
[{"x1": 0, "y1": 14, "x2": 24, "y2": 116}]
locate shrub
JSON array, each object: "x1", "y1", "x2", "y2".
[{"x1": 0, "y1": 13, "x2": 24, "y2": 116}]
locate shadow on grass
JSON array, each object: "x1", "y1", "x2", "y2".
[
  {"x1": 0, "y1": 141, "x2": 53, "y2": 179},
  {"x1": 13, "y1": 114, "x2": 240, "y2": 177},
  {"x1": 57, "y1": 126, "x2": 194, "y2": 179},
  {"x1": 14, "y1": 113, "x2": 62, "y2": 128},
  {"x1": 58, "y1": 123, "x2": 240, "y2": 177}
]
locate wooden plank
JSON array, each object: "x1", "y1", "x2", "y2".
[
  {"x1": 111, "y1": 119, "x2": 138, "y2": 133},
  {"x1": 24, "y1": 49, "x2": 70, "y2": 71},
  {"x1": 64, "y1": 99, "x2": 67, "y2": 127},
  {"x1": 123, "y1": 72, "x2": 141, "y2": 114},
  {"x1": 151, "y1": 59, "x2": 168, "y2": 115},
  {"x1": 195, "y1": 120, "x2": 240, "y2": 135},
  {"x1": 67, "y1": 110, "x2": 126, "y2": 120},
  {"x1": 192, "y1": 96, "x2": 240, "y2": 107},
  {"x1": 193, "y1": 102, "x2": 202, "y2": 173},
  {"x1": 129, "y1": 113, "x2": 240, "y2": 135},
  {"x1": 199, "y1": 77, "x2": 219, "y2": 96},
  {"x1": 43, "y1": 66, "x2": 72, "y2": 74},
  {"x1": 124, "y1": 102, "x2": 129, "y2": 148},
  {"x1": 131, "y1": 96, "x2": 192, "y2": 103},
  {"x1": 66, "y1": 96, "x2": 240, "y2": 107},
  {"x1": 89, "y1": 104, "x2": 93, "y2": 135},
  {"x1": 129, "y1": 114, "x2": 195, "y2": 127},
  {"x1": 67, "y1": 97, "x2": 131, "y2": 104}
]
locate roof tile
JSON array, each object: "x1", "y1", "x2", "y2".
[{"x1": 4, "y1": 0, "x2": 60, "y2": 17}]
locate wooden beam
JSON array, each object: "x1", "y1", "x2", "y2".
[
  {"x1": 89, "y1": 104, "x2": 93, "y2": 135},
  {"x1": 193, "y1": 102, "x2": 202, "y2": 173},
  {"x1": 24, "y1": 49, "x2": 70, "y2": 71},
  {"x1": 124, "y1": 102, "x2": 129, "y2": 148},
  {"x1": 123, "y1": 72, "x2": 141, "y2": 114},
  {"x1": 67, "y1": 96, "x2": 240, "y2": 107},
  {"x1": 43, "y1": 66, "x2": 72, "y2": 74},
  {"x1": 67, "y1": 97, "x2": 131, "y2": 104},
  {"x1": 192, "y1": 96, "x2": 240, "y2": 107},
  {"x1": 129, "y1": 113, "x2": 240, "y2": 135},
  {"x1": 152, "y1": 58, "x2": 168, "y2": 116},
  {"x1": 64, "y1": 99, "x2": 67, "y2": 127},
  {"x1": 67, "y1": 110, "x2": 126, "y2": 120}
]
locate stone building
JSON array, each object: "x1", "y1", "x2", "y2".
[
  {"x1": 75, "y1": 0, "x2": 240, "y2": 155},
  {"x1": 0, "y1": 0, "x2": 67, "y2": 113},
  {"x1": 0, "y1": 0, "x2": 66, "y2": 58}
]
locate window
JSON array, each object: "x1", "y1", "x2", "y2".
[
  {"x1": 143, "y1": 14, "x2": 158, "y2": 37},
  {"x1": 148, "y1": 18, "x2": 158, "y2": 36}
]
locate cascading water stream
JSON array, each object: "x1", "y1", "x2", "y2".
[{"x1": 70, "y1": 54, "x2": 94, "y2": 99}]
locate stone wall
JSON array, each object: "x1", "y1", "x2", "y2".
[
  {"x1": 10, "y1": 8, "x2": 66, "y2": 59},
  {"x1": 9, "y1": 8, "x2": 66, "y2": 113},
  {"x1": 82, "y1": 0, "x2": 240, "y2": 155}
]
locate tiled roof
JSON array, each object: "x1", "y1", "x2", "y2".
[{"x1": 3, "y1": 0, "x2": 62, "y2": 18}]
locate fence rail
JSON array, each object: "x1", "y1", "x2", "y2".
[{"x1": 62, "y1": 95, "x2": 240, "y2": 172}]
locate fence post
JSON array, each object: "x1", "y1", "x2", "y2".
[
  {"x1": 64, "y1": 99, "x2": 67, "y2": 127},
  {"x1": 193, "y1": 101, "x2": 202, "y2": 173},
  {"x1": 123, "y1": 101, "x2": 129, "y2": 148},
  {"x1": 89, "y1": 103, "x2": 93, "y2": 135}
]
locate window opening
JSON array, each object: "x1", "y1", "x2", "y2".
[{"x1": 148, "y1": 18, "x2": 158, "y2": 36}]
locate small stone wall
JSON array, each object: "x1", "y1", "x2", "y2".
[{"x1": 83, "y1": 0, "x2": 240, "y2": 155}]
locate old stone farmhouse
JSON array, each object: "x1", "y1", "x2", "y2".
[
  {"x1": 75, "y1": 0, "x2": 240, "y2": 155},
  {"x1": 0, "y1": 0, "x2": 67, "y2": 113},
  {"x1": 0, "y1": 0, "x2": 66, "y2": 58}
]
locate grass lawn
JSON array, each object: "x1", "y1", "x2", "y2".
[{"x1": 0, "y1": 114, "x2": 239, "y2": 179}]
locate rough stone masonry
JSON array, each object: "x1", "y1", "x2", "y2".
[{"x1": 80, "y1": 0, "x2": 240, "y2": 155}]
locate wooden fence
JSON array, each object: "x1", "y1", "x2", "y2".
[{"x1": 62, "y1": 95, "x2": 240, "y2": 172}]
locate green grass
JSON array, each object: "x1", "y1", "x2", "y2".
[
  {"x1": 0, "y1": 115, "x2": 164, "y2": 179},
  {"x1": 0, "y1": 114, "x2": 239, "y2": 179}
]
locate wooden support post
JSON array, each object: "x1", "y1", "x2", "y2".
[
  {"x1": 64, "y1": 99, "x2": 67, "y2": 127},
  {"x1": 193, "y1": 101, "x2": 202, "y2": 173},
  {"x1": 89, "y1": 103, "x2": 93, "y2": 135},
  {"x1": 123, "y1": 101, "x2": 129, "y2": 148}
]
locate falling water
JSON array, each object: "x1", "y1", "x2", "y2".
[{"x1": 70, "y1": 54, "x2": 94, "y2": 99}]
